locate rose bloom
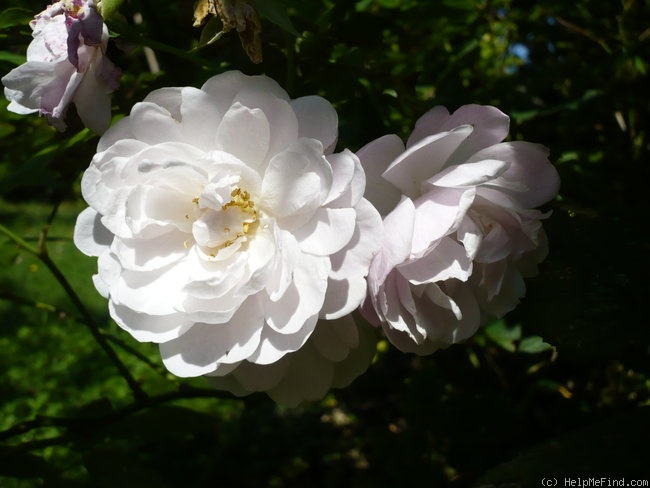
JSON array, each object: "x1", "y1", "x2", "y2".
[
  {"x1": 74, "y1": 70, "x2": 382, "y2": 402},
  {"x1": 358, "y1": 105, "x2": 560, "y2": 354},
  {"x1": 2, "y1": 0, "x2": 120, "y2": 133}
]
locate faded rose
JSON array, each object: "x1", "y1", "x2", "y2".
[{"x1": 2, "y1": 0, "x2": 120, "y2": 133}]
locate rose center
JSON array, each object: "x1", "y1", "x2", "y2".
[{"x1": 192, "y1": 186, "x2": 258, "y2": 252}]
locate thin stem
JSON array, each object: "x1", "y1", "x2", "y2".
[
  {"x1": 39, "y1": 251, "x2": 148, "y2": 401},
  {"x1": 109, "y1": 19, "x2": 222, "y2": 71},
  {"x1": 0, "y1": 289, "x2": 166, "y2": 377},
  {"x1": 104, "y1": 334, "x2": 168, "y2": 377},
  {"x1": 0, "y1": 385, "x2": 238, "y2": 443},
  {"x1": 0, "y1": 222, "x2": 147, "y2": 402}
]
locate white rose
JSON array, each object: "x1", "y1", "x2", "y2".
[{"x1": 74, "y1": 71, "x2": 382, "y2": 400}]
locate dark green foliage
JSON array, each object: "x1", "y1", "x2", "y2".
[{"x1": 1, "y1": 0, "x2": 648, "y2": 486}]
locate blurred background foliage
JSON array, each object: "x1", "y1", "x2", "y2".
[{"x1": 1, "y1": 0, "x2": 649, "y2": 486}]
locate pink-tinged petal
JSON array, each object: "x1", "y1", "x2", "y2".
[
  {"x1": 261, "y1": 138, "x2": 332, "y2": 217},
  {"x1": 323, "y1": 198, "x2": 382, "y2": 319},
  {"x1": 427, "y1": 159, "x2": 510, "y2": 188},
  {"x1": 27, "y1": 15, "x2": 68, "y2": 63},
  {"x1": 475, "y1": 223, "x2": 512, "y2": 263},
  {"x1": 383, "y1": 125, "x2": 474, "y2": 198},
  {"x1": 382, "y1": 327, "x2": 440, "y2": 355},
  {"x1": 472, "y1": 261, "x2": 526, "y2": 317},
  {"x1": 2, "y1": 61, "x2": 63, "y2": 112},
  {"x1": 356, "y1": 134, "x2": 404, "y2": 215},
  {"x1": 423, "y1": 282, "x2": 462, "y2": 320},
  {"x1": 437, "y1": 282, "x2": 482, "y2": 343},
  {"x1": 406, "y1": 105, "x2": 451, "y2": 147},
  {"x1": 456, "y1": 215, "x2": 483, "y2": 260},
  {"x1": 215, "y1": 102, "x2": 270, "y2": 170},
  {"x1": 293, "y1": 207, "x2": 356, "y2": 255},
  {"x1": 380, "y1": 272, "x2": 418, "y2": 337},
  {"x1": 73, "y1": 55, "x2": 112, "y2": 134},
  {"x1": 443, "y1": 105, "x2": 511, "y2": 162},
  {"x1": 74, "y1": 207, "x2": 113, "y2": 257},
  {"x1": 160, "y1": 297, "x2": 264, "y2": 376},
  {"x1": 367, "y1": 197, "x2": 415, "y2": 291},
  {"x1": 328, "y1": 199, "x2": 382, "y2": 282},
  {"x1": 45, "y1": 66, "x2": 83, "y2": 125},
  {"x1": 411, "y1": 187, "x2": 475, "y2": 254},
  {"x1": 110, "y1": 302, "x2": 192, "y2": 343},
  {"x1": 291, "y1": 95, "x2": 338, "y2": 153},
  {"x1": 398, "y1": 236, "x2": 472, "y2": 284},
  {"x1": 468, "y1": 142, "x2": 560, "y2": 207}
]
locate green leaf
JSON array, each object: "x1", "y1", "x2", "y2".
[
  {"x1": 484, "y1": 320, "x2": 521, "y2": 352},
  {"x1": 98, "y1": 0, "x2": 125, "y2": 20},
  {"x1": 518, "y1": 336, "x2": 553, "y2": 354},
  {"x1": 0, "y1": 7, "x2": 32, "y2": 30},
  {"x1": 252, "y1": 0, "x2": 300, "y2": 37},
  {"x1": 196, "y1": 16, "x2": 225, "y2": 49}
]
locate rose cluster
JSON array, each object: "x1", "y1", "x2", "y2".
[{"x1": 4, "y1": 3, "x2": 559, "y2": 406}]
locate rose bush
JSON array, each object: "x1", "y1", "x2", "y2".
[
  {"x1": 2, "y1": 0, "x2": 120, "y2": 133},
  {"x1": 359, "y1": 105, "x2": 560, "y2": 354},
  {"x1": 74, "y1": 70, "x2": 382, "y2": 402}
]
